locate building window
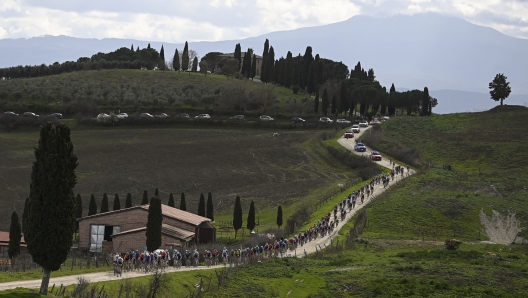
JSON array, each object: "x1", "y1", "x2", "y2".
[{"x1": 89, "y1": 224, "x2": 121, "y2": 252}]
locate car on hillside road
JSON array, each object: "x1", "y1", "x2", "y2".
[
  {"x1": 23, "y1": 112, "x2": 39, "y2": 118},
  {"x1": 370, "y1": 151, "x2": 382, "y2": 161},
  {"x1": 351, "y1": 125, "x2": 360, "y2": 133},
  {"x1": 344, "y1": 129, "x2": 354, "y2": 139},
  {"x1": 259, "y1": 115, "x2": 274, "y2": 121},
  {"x1": 176, "y1": 113, "x2": 190, "y2": 119},
  {"x1": 140, "y1": 113, "x2": 154, "y2": 118},
  {"x1": 47, "y1": 112, "x2": 63, "y2": 119},
  {"x1": 359, "y1": 120, "x2": 369, "y2": 127},
  {"x1": 354, "y1": 142, "x2": 367, "y2": 152},
  {"x1": 291, "y1": 117, "x2": 306, "y2": 124},
  {"x1": 230, "y1": 115, "x2": 245, "y2": 121},
  {"x1": 195, "y1": 114, "x2": 211, "y2": 119},
  {"x1": 319, "y1": 117, "x2": 333, "y2": 124},
  {"x1": 3, "y1": 111, "x2": 19, "y2": 117},
  {"x1": 156, "y1": 113, "x2": 170, "y2": 118},
  {"x1": 117, "y1": 113, "x2": 129, "y2": 119},
  {"x1": 336, "y1": 119, "x2": 351, "y2": 124},
  {"x1": 97, "y1": 113, "x2": 111, "y2": 122}
]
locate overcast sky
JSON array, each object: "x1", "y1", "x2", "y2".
[{"x1": 1, "y1": 0, "x2": 528, "y2": 42}]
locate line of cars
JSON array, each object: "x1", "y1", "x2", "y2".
[
  {"x1": 95, "y1": 113, "x2": 277, "y2": 123},
  {"x1": 3, "y1": 111, "x2": 63, "y2": 119}
]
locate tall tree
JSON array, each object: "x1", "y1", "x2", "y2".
[
  {"x1": 233, "y1": 196, "x2": 243, "y2": 239},
  {"x1": 489, "y1": 73, "x2": 511, "y2": 106},
  {"x1": 180, "y1": 192, "x2": 186, "y2": 211},
  {"x1": 388, "y1": 83, "x2": 396, "y2": 116},
  {"x1": 22, "y1": 197, "x2": 29, "y2": 234},
  {"x1": 266, "y1": 47, "x2": 275, "y2": 84},
  {"x1": 314, "y1": 88, "x2": 320, "y2": 114},
  {"x1": 146, "y1": 197, "x2": 163, "y2": 252},
  {"x1": 331, "y1": 95, "x2": 337, "y2": 115},
  {"x1": 367, "y1": 68, "x2": 376, "y2": 81},
  {"x1": 113, "y1": 193, "x2": 121, "y2": 211},
  {"x1": 147, "y1": 43, "x2": 151, "y2": 49},
  {"x1": 75, "y1": 194, "x2": 82, "y2": 232},
  {"x1": 125, "y1": 193, "x2": 132, "y2": 208},
  {"x1": 247, "y1": 201, "x2": 256, "y2": 232},
  {"x1": 88, "y1": 194, "x2": 97, "y2": 216},
  {"x1": 422, "y1": 87, "x2": 430, "y2": 116},
  {"x1": 261, "y1": 39, "x2": 269, "y2": 82},
  {"x1": 142, "y1": 190, "x2": 149, "y2": 205},
  {"x1": 198, "y1": 193, "x2": 206, "y2": 217},
  {"x1": 302, "y1": 46, "x2": 313, "y2": 89},
  {"x1": 242, "y1": 48, "x2": 252, "y2": 77},
  {"x1": 284, "y1": 51, "x2": 293, "y2": 88},
  {"x1": 250, "y1": 54, "x2": 257, "y2": 80},
  {"x1": 276, "y1": 206, "x2": 283, "y2": 228},
  {"x1": 322, "y1": 88, "x2": 329, "y2": 116},
  {"x1": 159, "y1": 45, "x2": 165, "y2": 61},
  {"x1": 25, "y1": 122, "x2": 78, "y2": 295},
  {"x1": 155, "y1": 188, "x2": 159, "y2": 197},
  {"x1": 131, "y1": 44, "x2": 134, "y2": 51},
  {"x1": 8, "y1": 211, "x2": 21, "y2": 259},
  {"x1": 100, "y1": 193, "x2": 109, "y2": 213},
  {"x1": 206, "y1": 192, "x2": 214, "y2": 221},
  {"x1": 191, "y1": 56, "x2": 198, "y2": 72},
  {"x1": 168, "y1": 193, "x2": 175, "y2": 207},
  {"x1": 307, "y1": 62, "x2": 316, "y2": 94},
  {"x1": 181, "y1": 41, "x2": 190, "y2": 72},
  {"x1": 234, "y1": 43, "x2": 242, "y2": 71},
  {"x1": 173, "y1": 49, "x2": 180, "y2": 72},
  {"x1": 278, "y1": 57, "x2": 286, "y2": 86}
]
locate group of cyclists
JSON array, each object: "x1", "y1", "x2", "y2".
[{"x1": 110, "y1": 168, "x2": 408, "y2": 274}]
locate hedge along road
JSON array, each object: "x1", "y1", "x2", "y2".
[{"x1": 0, "y1": 124, "x2": 414, "y2": 292}]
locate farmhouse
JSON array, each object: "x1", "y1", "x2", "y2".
[
  {"x1": 0, "y1": 231, "x2": 27, "y2": 265},
  {"x1": 77, "y1": 204, "x2": 215, "y2": 253},
  {"x1": 219, "y1": 52, "x2": 263, "y2": 76}
]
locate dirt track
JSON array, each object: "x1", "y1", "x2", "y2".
[{"x1": 0, "y1": 125, "x2": 414, "y2": 291}]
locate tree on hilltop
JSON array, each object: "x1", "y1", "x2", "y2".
[
  {"x1": 233, "y1": 196, "x2": 243, "y2": 238},
  {"x1": 182, "y1": 41, "x2": 190, "y2": 72},
  {"x1": 247, "y1": 201, "x2": 256, "y2": 232},
  {"x1": 173, "y1": 49, "x2": 180, "y2": 72},
  {"x1": 88, "y1": 194, "x2": 97, "y2": 216},
  {"x1": 489, "y1": 73, "x2": 511, "y2": 106},
  {"x1": 206, "y1": 192, "x2": 214, "y2": 221},
  {"x1": 113, "y1": 193, "x2": 121, "y2": 211},
  {"x1": 180, "y1": 193, "x2": 186, "y2": 211},
  {"x1": 125, "y1": 193, "x2": 132, "y2": 208},
  {"x1": 168, "y1": 193, "x2": 175, "y2": 207},
  {"x1": 192, "y1": 57, "x2": 198, "y2": 72},
  {"x1": 198, "y1": 193, "x2": 206, "y2": 217},
  {"x1": 276, "y1": 206, "x2": 283, "y2": 228},
  {"x1": 142, "y1": 190, "x2": 149, "y2": 205},
  {"x1": 100, "y1": 193, "x2": 109, "y2": 213}
]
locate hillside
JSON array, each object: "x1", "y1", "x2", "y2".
[{"x1": 360, "y1": 105, "x2": 528, "y2": 241}]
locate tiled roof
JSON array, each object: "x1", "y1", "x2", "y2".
[
  {"x1": 78, "y1": 206, "x2": 144, "y2": 221},
  {"x1": 140, "y1": 204, "x2": 211, "y2": 226},
  {"x1": 0, "y1": 231, "x2": 27, "y2": 247},
  {"x1": 111, "y1": 224, "x2": 194, "y2": 241}
]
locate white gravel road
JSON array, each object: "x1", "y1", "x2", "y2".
[{"x1": 0, "y1": 125, "x2": 414, "y2": 291}]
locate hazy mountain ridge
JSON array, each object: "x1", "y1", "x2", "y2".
[{"x1": 1, "y1": 13, "x2": 527, "y2": 113}]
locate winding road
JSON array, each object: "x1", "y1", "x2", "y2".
[{"x1": 0, "y1": 125, "x2": 414, "y2": 291}]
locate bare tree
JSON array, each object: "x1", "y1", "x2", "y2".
[{"x1": 254, "y1": 85, "x2": 278, "y2": 113}]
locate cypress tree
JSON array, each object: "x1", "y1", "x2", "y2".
[
  {"x1": 278, "y1": 58, "x2": 286, "y2": 86},
  {"x1": 322, "y1": 88, "x2": 329, "y2": 116},
  {"x1": 261, "y1": 39, "x2": 269, "y2": 82},
  {"x1": 198, "y1": 193, "x2": 206, "y2": 217},
  {"x1": 125, "y1": 193, "x2": 132, "y2": 208},
  {"x1": 233, "y1": 196, "x2": 243, "y2": 238},
  {"x1": 181, "y1": 41, "x2": 189, "y2": 71},
  {"x1": 192, "y1": 57, "x2": 198, "y2": 72},
  {"x1": 100, "y1": 193, "x2": 109, "y2": 213},
  {"x1": 88, "y1": 194, "x2": 97, "y2": 216},
  {"x1": 250, "y1": 53, "x2": 257, "y2": 80},
  {"x1": 234, "y1": 43, "x2": 242, "y2": 71},
  {"x1": 22, "y1": 197, "x2": 29, "y2": 234},
  {"x1": 292, "y1": 57, "x2": 300, "y2": 89},
  {"x1": 267, "y1": 47, "x2": 275, "y2": 83},
  {"x1": 331, "y1": 95, "x2": 337, "y2": 115},
  {"x1": 8, "y1": 211, "x2": 21, "y2": 259},
  {"x1": 247, "y1": 201, "x2": 256, "y2": 232},
  {"x1": 25, "y1": 122, "x2": 78, "y2": 295},
  {"x1": 180, "y1": 192, "x2": 186, "y2": 211},
  {"x1": 206, "y1": 192, "x2": 214, "y2": 221},
  {"x1": 307, "y1": 62, "x2": 316, "y2": 94},
  {"x1": 142, "y1": 190, "x2": 149, "y2": 205},
  {"x1": 276, "y1": 206, "x2": 283, "y2": 228},
  {"x1": 314, "y1": 88, "x2": 320, "y2": 114},
  {"x1": 131, "y1": 44, "x2": 134, "y2": 51},
  {"x1": 146, "y1": 197, "x2": 163, "y2": 252},
  {"x1": 160, "y1": 45, "x2": 165, "y2": 61},
  {"x1": 147, "y1": 43, "x2": 151, "y2": 49},
  {"x1": 284, "y1": 51, "x2": 293, "y2": 88},
  {"x1": 389, "y1": 83, "x2": 396, "y2": 116},
  {"x1": 422, "y1": 87, "x2": 430, "y2": 116},
  {"x1": 113, "y1": 193, "x2": 120, "y2": 211},
  {"x1": 75, "y1": 194, "x2": 82, "y2": 232},
  {"x1": 168, "y1": 193, "x2": 175, "y2": 207},
  {"x1": 155, "y1": 188, "x2": 159, "y2": 197},
  {"x1": 173, "y1": 49, "x2": 180, "y2": 72},
  {"x1": 302, "y1": 46, "x2": 313, "y2": 89},
  {"x1": 136, "y1": 46, "x2": 139, "y2": 52}
]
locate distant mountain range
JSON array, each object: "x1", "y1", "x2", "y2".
[{"x1": 1, "y1": 13, "x2": 527, "y2": 114}]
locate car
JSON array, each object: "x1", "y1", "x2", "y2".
[
  {"x1": 351, "y1": 125, "x2": 360, "y2": 133},
  {"x1": 319, "y1": 117, "x2": 333, "y2": 123},
  {"x1": 3, "y1": 111, "x2": 19, "y2": 116},
  {"x1": 344, "y1": 129, "x2": 354, "y2": 139},
  {"x1": 23, "y1": 112, "x2": 39, "y2": 118},
  {"x1": 381, "y1": 116, "x2": 390, "y2": 121},
  {"x1": 117, "y1": 113, "x2": 128, "y2": 119},
  {"x1": 97, "y1": 113, "x2": 111, "y2": 122},
  {"x1": 336, "y1": 119, "x2": 351, "y2": 124},
  {"x1": 359, "y1": 120, "x2": 369, "y2": 127},
  {"x1": 352, "y1": 120, "x2": 361, "y2": 125},
  {"x1": 370, "y1": 151, "x2": 382, "y2": 161},
  {"x1": 230, "y1": 115, "x2": 245, "y2": 121},
  {"x1": 49, "y1": 113, "x2": 63, "y2": 119},
  {"x1": 354, "y1": 142, "x2": 367, "y2": 152},
  {"x1": 140, "y1": 113, "x2": 154, "y2": 118},
  {"x1": 176, "y1": 113, "x2": 190, "y2": 119},
  {"x1": 195, "y1": 114, "x2": 211, "y2": 119},
  {"x1": 370, "y1": 119, "x2": 380, "y2": 125},
  {"x1": 291, "y1": 117, "x2": 305, "y2": 123},
  {"x1": 156, "y1": 113, "x2": 170, "y2": 118},
  {"x1": 259, "y1": 115, "x2": 274, "y2": 121}
]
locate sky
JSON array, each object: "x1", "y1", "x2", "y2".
[{"x1": 1, "y1": 0, "x2": 528, "y2": 42}]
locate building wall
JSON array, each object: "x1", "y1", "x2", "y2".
[
  {"x1": 78, "y1": 208, "x2": 148, "y2": 251},
  {"x1": 111, "y1": 232, "x2": 186, "y2": 253}
]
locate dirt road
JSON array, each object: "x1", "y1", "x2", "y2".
[{"x1": 0, "y1": 125, "x2": 413, "y2": 291}]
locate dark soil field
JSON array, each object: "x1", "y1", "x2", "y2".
[{"x1": 0, "y1": 126, "x2": 350, "y2": 230}]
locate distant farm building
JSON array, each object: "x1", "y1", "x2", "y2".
[
  {"x1": 77, "y1": 204, "x2": 215, "y2": 253},
  {"x1": 0, "y1": 231, "x2": 27, "y2": 266},
  {"x1": 219, "y1": 52, "x2": 263, "y2": 76}
]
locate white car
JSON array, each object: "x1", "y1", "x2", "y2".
[
  {"x1": 319, "y1": 117, "x2": 333, "y2": 124},
  {"x1": 336, "y1": 119, "x2": 351, "y2": 124},
  {"x1": 117, "y1": 113, "x2": 128, "y2": 119},
  {"x1": 156, "y1": 113, "x2": 169, "y2": 118},
  {"x1": 97, "y1": 113, "x2": 111, "y2": 122},
  {"x1": 260, "y1": 115, "x2": 274, "y2": 121},
  {"x1": 359, "y1": 120, "x2": 369, "y2": 127},
  {"x1": 351, "y1": 125, "x2": 360, "y2": 133},
  {"x1": 140, "y1": 113, "x2": 154, "y2": 118},
  {"x1": 195, "y1": 114, "x2": 211, "y2": 119}
]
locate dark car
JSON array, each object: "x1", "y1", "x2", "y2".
[
  {"x1": 230, "y1": 115, "x2": 245, "y2": 121},
  {"x1": 3, "y1": 111, "x2": 18, "y2": 116},
  {"x1": 176, "y1": 113, "x2": 190, "y2": 119},
  {"x1": 23, "y1": 112, "x2": 39, "y2": 118},
  {"x1": 291, "y1": 117, "x2": 306, "y2": 123},
  {"x1": 48, "y1": 113, "x2": 63, "y2": 119}
]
